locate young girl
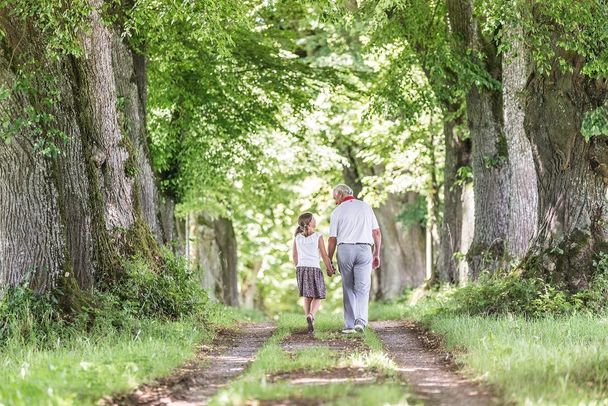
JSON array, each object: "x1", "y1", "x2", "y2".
[{"x1": 292, "y1": 212, "x2": 335, "y2": 333}]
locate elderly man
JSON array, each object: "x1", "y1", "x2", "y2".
[{"x1": 328, "y1": 184, "x2": 382, "y2": 333}]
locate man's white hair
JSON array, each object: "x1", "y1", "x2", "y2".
[{"x1": 333, "y1": 184, "x2": 353, "y2": 197}]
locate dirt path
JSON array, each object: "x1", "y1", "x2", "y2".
[
  {"x1": 105, "y1": 322, "x2": 275, "y2": 406},
  {"x1": 102, "y1": 319, "x2": 500, "y2": 406},
  {"x1": 370, "y1": 320, "x2": 501, "y2": 406},
  {"x1": 261, "y1": 329, "x2": 408, "y2": 405}
]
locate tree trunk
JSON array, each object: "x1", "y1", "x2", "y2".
[
  {"x1": 523, "y1": 54, "x2": 608, "y2": 290},
  {"x1": 502, "y1": 23, "x2": 538, "y2": 257},
  {"x1": 112, "y1": 37, "x2": 163, "y2": 243},
  {"x1": 458, "y1": 183, "x2": 475, "y2": 281},
  {"x1": 240, "y1": 259, "x2": 261, "y2": 309},
  {"x1": 188, "y1": 214, "x2": 239, "y2": 305},
  {"x1": 0, "y1": 1, "x2": 159, "y2": 293},
  {"x1": 446, "y1": 0, "x2": 510, "y2": 279},
  {"x1": 373, "y1": 192, "x2": 426, "y2": 299},
  {"x1": 437, "y1": 110, "x2": 472, "y2": 283},
  {"x1": 189, "y1": 213, "x2": 224, "y2": 302},
  {"x1": 214, "y1": 217, "x2": 239, "y2": 306}
]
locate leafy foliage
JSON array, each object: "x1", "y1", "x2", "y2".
[
  {"x1": 0, "y1": 0, "x2": 91, "y2": 60},
  {"x1": 128, "y1": 0, "x2": 347, "y2": 216},
  {"x1": 582, "y1": 106, "x2": 608, "y2": 141},
  {"x1": 396, "y1": 194, "x2": 427, "y2": 229},
  {"x1": 479, "y1": 0, "x2": 608, "y2": 78}
]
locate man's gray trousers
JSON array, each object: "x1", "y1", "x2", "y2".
[{"x1": 337, "y1": 244, "x2": 372, "y2": 329}]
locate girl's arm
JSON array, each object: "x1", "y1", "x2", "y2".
[
  {"x1": 292, "y1": 240, "x2": 298, "y2": 266},
  {"x1": 318, "y1": 235, "x2": 335, "y2": 276}
]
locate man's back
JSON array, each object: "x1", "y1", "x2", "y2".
[{"x1": 330, "y1": 199, "x2": 379, "y2": 245}]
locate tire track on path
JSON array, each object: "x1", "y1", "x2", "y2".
[
  {"x1": 105, "y1": 322, "x2": 275, "y2": 406},
  {"x1": 370, "y1": 320, "x2": 502, "y2": 406}
]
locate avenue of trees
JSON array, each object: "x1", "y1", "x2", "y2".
[{"x1": 0, "y1": 0, "x2": 606, "y2": 312}]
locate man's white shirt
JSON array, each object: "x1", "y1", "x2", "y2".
[{"x1": 329, "y1": 199, "x2": 379, "y2": 245}]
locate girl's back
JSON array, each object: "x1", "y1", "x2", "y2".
[{"x1": 295, "y1": 232, "x2": 321, "y2": 268}]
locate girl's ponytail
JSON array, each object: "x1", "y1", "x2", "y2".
[
  {"x1": 294, "y1": 225, "x2": 304, "y2": 236},
  {"x1": 295, "y1": 213, "x2": 313, "y2": 237}
]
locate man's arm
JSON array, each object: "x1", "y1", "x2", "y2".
[
  {"x1": 328, "y1": 210, "x2": 338, "y2": 264},
  {"x1": 328, "y1": 237, "x2": 337, "y2": 262},
  {"x1": 372, "y1": 228, "x2": 382, "y2": 269}
]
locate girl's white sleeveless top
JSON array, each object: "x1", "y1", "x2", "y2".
[{"x1": 295, "y1": 232, "x2": 321, "y2": 268}]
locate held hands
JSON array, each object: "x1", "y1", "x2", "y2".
[{"x1": 327, "y1": 262, "x2": 337, "y2": 277}]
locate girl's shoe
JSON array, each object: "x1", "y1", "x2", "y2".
[{"x1": 306, "y1": 314, "x2": 314, "y2": 333}]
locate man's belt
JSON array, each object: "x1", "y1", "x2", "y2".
[{"x1": 338, "y1": 242, "x2": 372, "y2": 246}]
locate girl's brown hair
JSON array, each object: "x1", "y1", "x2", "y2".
[{"x1": 294, "y1": 212, "x2": 313, "y2": 237}]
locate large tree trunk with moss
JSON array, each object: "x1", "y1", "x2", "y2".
[
  {"x1": 0, "y1": 3, "x2": 159, "y2": 293},
  {"x1": 523, "y1": 53, "x2": 608, "y2": 289},
  {"x1": 112, "y1": 38, "x2": 164, "y2": 243}
]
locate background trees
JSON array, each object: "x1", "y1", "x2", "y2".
[{"x1": 0, "y1": 0, "x2": 606, "y2": 313}]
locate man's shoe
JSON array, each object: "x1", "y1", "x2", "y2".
[
  {"x1": 354, "y1": 324, "x2": 365, "y2": 333},
  {"x1": 341, "y1": 328, "x2": 356, "y2": 334}
]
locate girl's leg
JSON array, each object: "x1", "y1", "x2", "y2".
[
  {"x1": 303, "y1": 297, "x2": 312, "y2": 316},
  {"x1": 309, "y1": 298, "x2": 321, "y2": 317}
]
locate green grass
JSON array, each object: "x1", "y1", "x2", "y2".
[
  {"x1": 214, "y1": 381, "x2": 412, "y2": 406},
  {"x1": 210, "y1": 312, "x2": 417, "y2": 406},
  {"x1": 369, "y1": 300, "x2": 411, "y2": 321},
  {"x1": 370, "y1": 291, "x2": 608, "y2": 404},
  {"x1": 0, "y1": 318, "x2": 208, "y2": 405},
  {"x1": 0, "y1": 303, "x2": 251, "y2": 406},
  {"x1": 420, "y1": 313, "x2": 608, "y2": 405}
]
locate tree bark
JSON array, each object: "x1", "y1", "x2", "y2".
[
  {"x1": 112, "y1": 36, "x2": 164, "y2": 242},
  {"x1": 446, "y1": 0, "x2": 510, "y2": 279},
  {"x1": 374, "y1": 192, "x2": 426, "y2": 299},
  {"x1": 214, "y1": 217, "x2": 239, "y2": 306},
  {"x1": 0, "y1": 1, "x2": 160, "y2": 293},
  {"x1": 187, "y1": 213, "x2": 239, "y2": 306},
  {"x1": 189, "y1": 213, "x2": 224, "y2": 302},
  {"x1": 437, "y1": 111, "x2": 472, "y2": 283},
  {"x1": 502, "y1": 23, "x2": 538, "y2": 257},
  {"x1": 523, "y1": 53, "x2": 608, "y2": 289},
  {"x1": 458, "y1": 183, "x2": 475, "y2": 281}
]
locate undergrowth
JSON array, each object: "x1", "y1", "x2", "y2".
[
  {"x1": 423, "y1": 252, "x2": 608, "y2": 318},
  {"x1": 0, "y1": 249, "x2": 213, "y2": 349},
  {"x1": 0, "y1": 249, "x2": 247, "y2": 405}
]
